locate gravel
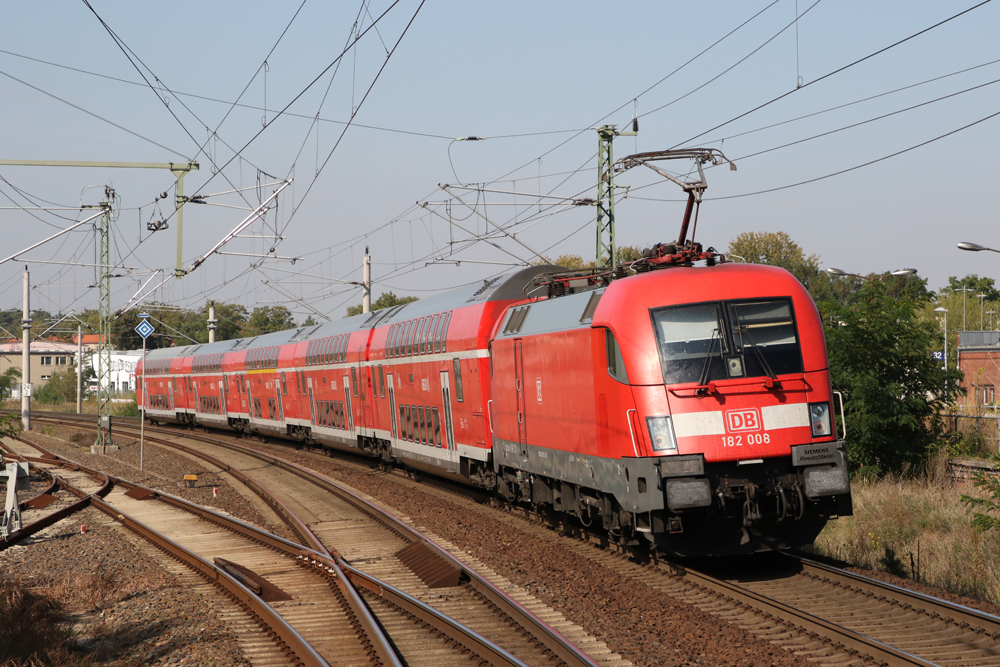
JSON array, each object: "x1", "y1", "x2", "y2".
[
  {"x1": 0, "y1": 506, "x2": 249, "y2": 666},
  {"x1": 17, "y1": 420, "x2": 997, "y2": 667}
]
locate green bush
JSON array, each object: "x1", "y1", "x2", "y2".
[
  {"x1": 112, "y1": 401, "x2": 140, "y2": 417},
  {"x1": 31, "y1": 382, "x2": 65, "y2": 405}
]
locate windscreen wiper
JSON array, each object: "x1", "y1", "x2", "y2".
[
  {"x1": 734, "y1": 323, "x2": 778, "y2": 385},
  {"x1": 696, "y1": 327, "x2": 723, "y2": 392}
]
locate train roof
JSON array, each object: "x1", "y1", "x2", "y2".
[
  {"x1": 368, "y1": 264, "x2": 558, "y2": 324},
  {"x1": 141, "y1": 265, "x2": 559, "y2": 361}
]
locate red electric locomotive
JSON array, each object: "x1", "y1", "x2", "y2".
[
  {"x1": 138, "y1": 248, "x2": 851, "y2": 556},
  {"x1": 489, "y1": 251, "x2": 851, "y2": 555}
]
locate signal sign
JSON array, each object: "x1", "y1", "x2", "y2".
[{"x1": 135, "y1": 320, "x2": 154, "y2": 339}]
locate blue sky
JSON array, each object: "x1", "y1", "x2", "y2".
[{"x1": 2, "y1": 1, "x2": 998, "y2": 321}]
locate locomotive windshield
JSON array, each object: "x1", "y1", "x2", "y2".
[{"x1": 651, "y1": 298, "x2": 803, "y2": 385}]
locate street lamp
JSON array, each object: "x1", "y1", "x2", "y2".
[
  {"x1": 979, "y1": 294, "x2": 988, "y2": 331},
  {"x1": 826, "y1": 267, "x2": 917, "y2": 278},
  {"x1": 934, "y1": 306, "x2": 948, "y2": 372},
  {"x1": 989, "y1": 310, "x2": 996, "y2": 331},
  {"x1": 958, "y1": 241, "x2": 1000, "y2": 254}
]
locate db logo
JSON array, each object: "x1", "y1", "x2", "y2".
[{"x1": 726, "y1": 408, "x2": 761, "y2": 432}]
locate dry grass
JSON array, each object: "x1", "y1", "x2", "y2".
[
  {"x1": 0, "y1": 577, "x2": 94, "y2": 666},
  {"x1": 42, "y1": 562, "x2": 128, "y2": 612},
  {"x1": 811, "y1": 452, "x2": 1000, "y2": 604}
]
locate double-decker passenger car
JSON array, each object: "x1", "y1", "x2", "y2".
[{"x1": 139, "y1": 250, "x2": 851, "y2": 556}]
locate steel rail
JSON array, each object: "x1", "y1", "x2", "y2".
[
  {"x1": 787, "y1": 554, "x2": 1000, "y2": 639},
  {"x1": 113, "y1": 476, "x2": 531, "y2": 667},
  {"x1": 5, "y1": 449, "x2": 329, "y2": 666},
  {"x1": 667, "y1": 561, "x2": 939, "y2": 667},
  {"x1": 119, "y1": 423, "x2": 601, "y2": 667},
  {"x1": 39, "y1": 414, "x2": 601, "y2": 667},
  {"x1": 30, "y1": 413, "x2": 1000, "y2": 666},
  {"x1": 335, "y1": 560, "x2": 533, "y2": 667},
  {"x1": 89, "y1": 495, "x2": 330, "y2": 667},
  {"x1": 12, "y1": 426, "x2": 544, "y2": 667},
  {"x1": 9, "y1": 437, "x2": 403, "y2": 667},
  {"x1": 0, "y1": 441, "x2": 114, "y2": 551},
  {"x1": 3, "y1": 438, "x2": 346, "y2": 667},
  {"x1": 0, "y1": 495, "x2": 93, "y2": 551}
]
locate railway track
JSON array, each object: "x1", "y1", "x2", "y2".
[
  {"x1": 374, "y1": 467, "x2": 1000, "y2": 667},
  {"x1": 4, "y1": 435, "x2": 549, "y2": 666},
  {"x1": 30, "y1": 411, "x2": 1000, "y2": 666},
  {"x1": 10, "y1": 416, "x2": 609, "y2": 667},
  {"x1": 1, "y1": 439, "x2": 327, "y2": 666}
]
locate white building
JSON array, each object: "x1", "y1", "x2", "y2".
[{"x1": 87, "y1": 350, "x2": 142, "y2": 394}]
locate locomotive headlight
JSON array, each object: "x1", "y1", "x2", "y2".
[
  {"x1": 809, "y1": 402, "x2": 832, "y2": 437},
  {"x1": 647, "y1": 416, "x2": 677, "y2": 452}
]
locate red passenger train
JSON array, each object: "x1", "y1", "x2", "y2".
[{"x1": 137, "y1": 244, "x2": 852, "y2": 556}]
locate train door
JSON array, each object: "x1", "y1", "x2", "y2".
[
  {"x1": 343, "y1": 374, "x2": 354, "y2": 432},
  {"x1": 246, "y1": 378, "x2": 255, "y2": 419},
  {"x1": 275, "y1": 383, "x2": 284, "y2": 422},
  {"x1": 193, "y1": 381, "x2": 200, "y2": 414},
  {"x1": 514, "y1": 340, "x2": 527, "y2": 457},
  {"x1": 167, "y1": 381, "x2": 174, "y2": 411},
  {"x1": 387, "y1": 373, "x2": 398, "y2": 439},
  {"x1": 307, "y1": 377, "x2": 316, "y2": 425},
  {"x1": 359, "y1": 364, "x2": 373, "y2": 436},
  {"x1": 220, "y1": 376, "x2": 227, "y2": 415},
  {"x1": 440, "y1": 370, "x2": 455, "y2": 450}
]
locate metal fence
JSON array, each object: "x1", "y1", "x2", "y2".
[{"x1": 940, "y1": 413, "x2": 1000, "y2": 458}]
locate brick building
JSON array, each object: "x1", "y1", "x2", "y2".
[{"x1": 957, "y1": 331, "x2": 1000, "y2": 406}]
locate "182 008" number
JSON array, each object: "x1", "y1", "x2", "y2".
[{"x1": 721, "y1": 433, "x2": 770, "y2": 447}]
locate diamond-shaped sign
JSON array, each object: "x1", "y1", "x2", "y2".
[{"x1": 135, "y1": 320, "x2": 154, "y2": 339}]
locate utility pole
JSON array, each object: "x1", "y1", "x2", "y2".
[
  {"x1": 0, "y1": 160, "x2": 196, "y2": 448},
  {"x1": 208, "y1": 301, "x2": 217, "y2": 344},
  {"x1": 0, "y1": 160, "x2": 199, "y2": 278},
  {"x1": 595, "y1": 122, "x2": 637, "y2": 271},
  {"x1": 93, "y1": 188, "x2": 114, "y2": 452},
  {"x1": 21, "y1": 268, "x2": 30, "y2": 431},
  {"x1": 363, "y1": 248, "x2": 372, "y2": 314},
  {"x1": 76, "y1": 324, "x2": 83, "y2": 414}
]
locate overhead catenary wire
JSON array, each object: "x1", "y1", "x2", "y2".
[
  {"x1": 671, "y1": 0, "x2": 995, "y2": 148},
  {"x1": 7, "y1": 4, "x2": 998, "y2": 320},
  {"x1": 707, "y1": 106, "x2": 1000, "y2": 200}
]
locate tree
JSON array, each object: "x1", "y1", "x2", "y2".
[
  {"x1": 944, "y1": 274, "x2": 1000, "y2": 302},
  {"x1": 242, "y1": 306, "x2": 297, "y2": 337},
  {"x1": 727, "y1": 231, "x2": 822, "y2": 292},
  {"x1": 531, "y1": 246, "x2": 645, "y2": 269},
  {"x1": 346, "y1": 292, "x2": 418, "y2": 317},
  {"x1": 822, "y1": 280, "x2": 963, "y2": 475},
  {"x1": 34, "y1": 366, "x2": 80, "y2": 404},
  {"x1": 0, "y1": 366, "x2": 20, "y2": 398},
  {"x1": 302, "y1": 315, "x2": 317, "y2": 327}
]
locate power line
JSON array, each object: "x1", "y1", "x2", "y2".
[
  {"x1": 731, "y1": 75, "x2": 1000, "y2": 163},
  {"x1": 672, "y1": 0, "x2": 995, "y2": 148},
  {"x1": 0, "y1": 68, "x2": 188, "y2": 158},
  {"x1": 708, "y1": 107, "x2": 1000, "y2": 200},
  {"x1": 638, "y1": 0, "x2": 824, "y2": 120},
  {"x1": 707, "y1": 56, "x2": 1000, "y2": 145}
]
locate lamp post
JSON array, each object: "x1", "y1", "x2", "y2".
[
  {"x1": 989, "y1": 310, "x2": 996, "y2": 331},
  {"x1": 955, "y1": 287, "x2": 974, "y2": 330},
  {"x1": 958, "y1": 241, "x2": 1000, "y2": 254},
  {"x1": 979, "y1": 294, "x2": 987, "y2": 331},
  {"x1": 934, "y1": 307, "x2": 948, "y2": 372},
  {"x1": 826, "y1": 267, "x2": 917, "y2": 280}
]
